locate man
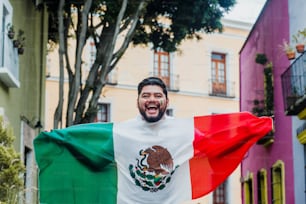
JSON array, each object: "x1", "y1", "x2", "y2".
[
  {"x1": 137, "y1": 76, "x2": 169, "y2": 123},
  {"x1": 34, "y1": 77, "x2": 273, "y2": 204}
]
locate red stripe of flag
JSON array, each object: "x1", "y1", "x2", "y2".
[{"x1": 190, "y1": 112, "x2": 272, "y2": 199}]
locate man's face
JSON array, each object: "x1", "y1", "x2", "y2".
[{"x1": 137, "y1": 85, "x2": 168, "y2": 122}]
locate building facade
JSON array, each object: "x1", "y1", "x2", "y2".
[
  {"x1": 45, "y1": 17, "x2": 253, "y2": 204},
  {"x1": 240, "y1": 0, "x2": 306, "y2": 203},
  {"x1": 0, "y1": 0, "x2": 48, "y2": 203}
]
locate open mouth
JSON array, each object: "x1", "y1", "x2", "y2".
[{"x1": 146, "y1": 104, "x2": 159, "y2": 114}]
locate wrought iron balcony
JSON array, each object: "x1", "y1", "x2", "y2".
[
  {"x1": 208, "y1": 79, "x2": 235, "y2": 98},
  {"x1": 149, "y1": 73, "x2": 180, "y2": 92},
  {"x1": 281, "y1": 51, "x2": 306, "y2": 116}
]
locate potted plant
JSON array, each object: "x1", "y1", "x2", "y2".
[
  {"x1": 298, "y1": 28, "x2": 306, "y2": 41},
  {"x1": 6, "y1": 23, "x2": 15, "y2": 39},
  {"x1": 252, "y1": 99, "x2": 265, "y2": 116},
  {"x1": 13, "y1": 29, "x2": 25, "y2": 54},
  {"x1": 292, "y1": 31, "x2": 305, "y2": 53},
  {"x1": 279, "y1": 39, "x2": 295, "y2": 60},
  {"x1": 255, "y1": 53, "x2": 268, "y2": 65}
]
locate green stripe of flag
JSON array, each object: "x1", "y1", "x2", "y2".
[{"x1": 34, "y1": 123, "x2": 117, "y2": 204}]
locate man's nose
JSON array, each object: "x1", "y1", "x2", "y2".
[{"x1": 147, "y1": 95, "x2": 158, "y2": 101}]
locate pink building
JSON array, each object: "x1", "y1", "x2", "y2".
[{"x1": 240, "y1": 0, "x2": 306, "y2": 203}]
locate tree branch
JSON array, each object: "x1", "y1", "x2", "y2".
[
  {"x1": 66, "y1": 0, "x2": 92, "y2": 126},
  {"x1": 53, "y1": 0, "x2": 65, "y2": 129},
  {"x1": 81, "y1": 0, "x2": 129, "y2": 123},
  {"x1": 111, "y1": 0, "x2": 147, "y2": 71}
]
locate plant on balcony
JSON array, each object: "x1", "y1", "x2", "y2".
[
  {"x1": 6, "y1": 23, "x2": 15, "y2": 39},
  {"x1": 255, "y1": 53, "x2": 268, "y2": 65},
  {"x1": 264, "y1": 62, "x2": 274, "y2": 116},
  {"x1": 292, "y1": 30, "x2": 305, "y2": 53},
  {"x1": 254, "y1": 54, "x2": 274, "y2": 146},
  {"x1": 252, "y1": 99, "x2": 265, "y2": 116},
  {"x1": 279, "y1": 39, "x2": 295, "y2": 60},
  {"x1": 13, "y1": 29, "x2": 25, "y2": 55}
]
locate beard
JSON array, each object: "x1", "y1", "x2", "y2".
[{"x1": 138, "y1": 104, "x2": 167, "y2": 123}]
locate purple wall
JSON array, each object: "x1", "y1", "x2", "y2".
[{"x1": 240, "y1": 0, "x2": 295, "y2": 203}]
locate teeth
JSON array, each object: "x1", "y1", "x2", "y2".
[{"x1": 147, "y1": 105, "x2": 157, "y2": 108}]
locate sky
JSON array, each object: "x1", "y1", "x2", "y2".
[{"x1": 223, "y1": 0, "x2": 267, "y2": 23}]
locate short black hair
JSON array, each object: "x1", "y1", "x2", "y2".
[{"x1": 137, "y1": 77, "x2": 168, "y2": 98}]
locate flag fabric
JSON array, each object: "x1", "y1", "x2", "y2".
[{"x1": 34, "y1": 112, "x2": 272, "y2": 204}]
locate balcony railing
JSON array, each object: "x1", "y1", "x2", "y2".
[
  {"x1": 208, "y1": 79, "x2": 235, "y2": 98},
  {"x1": 149, "y1": 73, "x2": 180, "y2": 92},
  {"x1": 281, "y1": 51, "x2": 306, "y2": 115}
]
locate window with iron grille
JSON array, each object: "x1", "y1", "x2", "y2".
[
  {"x1": 213, "y1": 180, "x2": 227, "y2": 204},
  {"x1": 153, "y1": 49, "x2": 170, "y2": 88},
  {"x1": 211, "y1": 52, "x2": 226, "y2": 95},
  {"x1": 95, "y1": 103, "x2": 110, "y2": 122}
]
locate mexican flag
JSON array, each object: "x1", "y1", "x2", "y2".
[{"x1": 34, "y1": 112, "x2": 272, "y2": 204}]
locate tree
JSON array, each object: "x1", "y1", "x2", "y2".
[
  {"x1": 0, "y1": 117, "x2": 25, "y2": 203},
  {"x1": 44, "y1": 0, "x2": 236, "y2": 128}
]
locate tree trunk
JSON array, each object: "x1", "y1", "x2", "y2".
[{"x1": 53, "y1": 0, "x2": 65, "y2": 129}]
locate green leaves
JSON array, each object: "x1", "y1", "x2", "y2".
[
  {"x1": 0, "y1": 117, "x2": 25, "y2": 203},
  {"x1": 44, "y1": 0, "x2": 236, "y2": 125},
  {"x1": 132, "y1": 0, "x2": 235, "y2": 51},
  {"x1": 46, "y1": 0, "x2": 236, "y2": 52}
]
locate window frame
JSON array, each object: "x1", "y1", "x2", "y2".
[
  {"x1": 0, "y1": 0, "x2": 20, "y2": 88},
  {"x1": 95, "y1": 103, "x2": 111, "y2": 123},
  {"x1": 211, "y1": 52, "x2": 227, "y2": 95},
  {"x1": 213, "y1": 180, "x2": 227, "y2": 204},
  {"x1": 271, "y1": 160, "x2": 285, "y2": 204},
  {"x1": 243, "y1": 173, "x2": 254, "y2": 204},
  {"x1": 153, "y1": 49, "x2": 170, "y2": 87},
  {"x1": 257, "y1": 169, "x2": 268, "y2": 204}
]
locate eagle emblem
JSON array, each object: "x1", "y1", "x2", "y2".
[{"x1": 129, "y1": 145, "x2": 178, "y2": 192}]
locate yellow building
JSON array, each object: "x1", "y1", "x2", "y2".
[{"x1": 45, "y1": 18, "x2": 252, "y2": 204}]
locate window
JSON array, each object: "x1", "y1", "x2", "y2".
[
  {"x1": 211, "y1": 52, "x2": 226, "y2": 95},
  {"x1": 213, "y1": 180, "x2": 227, "y2": 204},
  {"x1": 24, "y1": 147, "x2": 35, "y2": 203},
  {"x1": 95, "y1": 103, "x2": 110, "y2": 122},
  {"x1": 154, "y1": 49, "x2": 170, "y2": 87},
  {"x1": 271, "y1": 160, "x2": 285, "y2": 204},
  {"x1": 243, "y1": 173, "x2": 254, "y2": 204},
  {"x1": 257, "y1": 169, "x2": 268, "y2": 204},
  {"x1": 87, "y1": 37, "x2": 96, "y2": 70},
  {"x1": 0, "y1": 0, "x2": 19, "y2": 87},
  {"x1": 21, "y1": 120, "x2": 38, "y2": 204},
  {"x1": 166, "y1": 108, "x2": 173, "y2": 117}
]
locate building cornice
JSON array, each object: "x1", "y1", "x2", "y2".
[{"x1": 221, "y1": 18, "x2": 253, "y2": 31}]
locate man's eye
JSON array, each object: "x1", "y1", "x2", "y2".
[{"x1": 156, "y1": 94, "x2": 163, "y2": 97}]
